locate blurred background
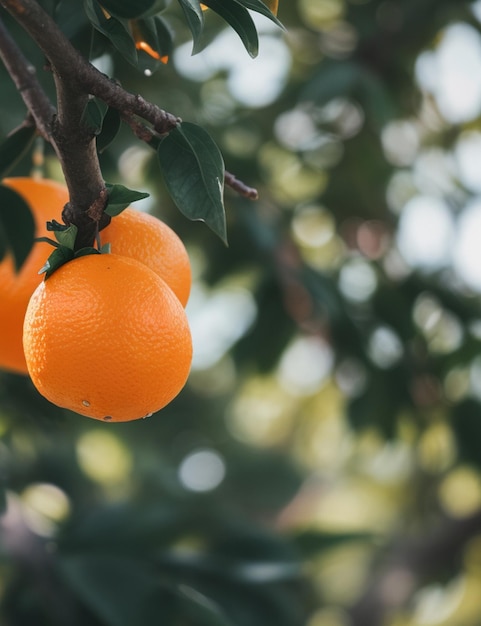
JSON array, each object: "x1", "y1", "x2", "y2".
[{"x1": 3, "y1": 0, "x2": 481, "y2": 624}]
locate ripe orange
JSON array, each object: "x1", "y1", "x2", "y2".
[
  {"x1": 0, "y1": 177, "x2": 67, "y2": 375},
  {"x1": 100, "y1": 208, "x2": 191, "y2": 307},
  {"x1": 23, "y1": 254, "x2": 192, "y2": 422}
]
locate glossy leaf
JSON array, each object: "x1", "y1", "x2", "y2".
[
  {"x1": 81, "y1": 99, "x2": 106, "y2": 135},
  {"x1": 157, "y1": 122, "x2": 227, "y2": 243},
  {"x1": 96, "y1": 106, "x2": 121, "y2": 153},
  {"x1": 40, "y1": 245, "x2": 75, "y2": 278},
  {"x1": 0, "y1": 124, "x2": 36, "y2": 180},
  {"x1": 97, "y1": 0, "x2": 159, "y2": 19},
  {"x1": 84, "y1": 0, "x2": 138, "y2": 66},
  {"x1": 0, "y1": 185, "x2": 35, "y2": 270},
  {"x1": 132, "y1": 16, "x2": 172, "y2": 73},
  {"x1": 105, "y1": 183, "x2": 150, "y2": 216},
  {"x1": 201, "y1": 0, "x2": 258, "y2": 58},
  {"x1": 177, "y1": 0, "x2": 205, "y2": 53},
  {"x1": 233, "y1": 0, "x2": 283, "y2": 28}
]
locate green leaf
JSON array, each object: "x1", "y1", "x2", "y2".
[
  {"x1": 0, "y1": 185, "x2": 35, "y2": 271},
  {"x1": 177, "y1": 0, "x2": 205, "y2": 53},
  {"x1": 201, "y1": 0, "x2": 258, "y2": 57},
  {"x1": 84, "y1": 0, "x2": 138, "y2": 66},
  {"x1": 59, "y1": 554, "x2": 232, "y2": 626},
  {"x1": 59, "y1": 555, "x2": 166, "y2": 626},
  {"x1": 40, "y1": 245, "x2": 75, "y2": 278},
  {"x1": 75, "y1": 246, "x2": 102, "y2": 258},
  {"x1": 157, "y1": 122, "x2": 227, "y2": 243},
  {"x1": 300, "y1": 60, "x2": 360, "y2": 105},
  {"x1": 0, "y1": 125, "x2": 36, "y2": 180},
  {"x1": 233, "y1": 0, "x2": 284, "y2": 29},
  {"x1": 81, "y1": 99, "x2": 107, "y2": 135},
  {"x1": 96, "y1": 107, "x2": 121, "y2": 153},
  {"x1": 0, "y1": 485, "x2": 6, "y2": 515},
  {"x1": 290, "y1": 530, "x2": 376, "y2": 558},
  {"x1": 51, "y1": 224, "x2": 78, "y2": 249},
  {"x1": 132, "y1": 16, "x2": 172, "y2": 74},
  {"x1": 98, "y1": 0, "x2": 161, "y2": 19},
  {"x1": 105, "y1": 183, "x2": 150, "y2": 216}
]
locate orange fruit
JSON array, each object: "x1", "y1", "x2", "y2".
[
  {"x1": 100, "y1": 208, "x2": 191, "y2": 307},
  {"x1": 0, "y1": 177, "x2": 67, "y2": 375},
  {"x1": 23, "y1": 254, "x2": 192, "y2": 422}
]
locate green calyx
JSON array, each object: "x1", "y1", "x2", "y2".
[{"x1": 36, "y1": 221, "x2": 111, "y2": 279}]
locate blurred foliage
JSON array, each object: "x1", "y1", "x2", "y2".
[{"x1": 3, "y1": 0, "x2": 481, "y2": 625}]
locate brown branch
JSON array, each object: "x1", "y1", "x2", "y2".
[
  {"x1": 0, "y1": 0, "x2": 180, "y2": 134},
  {"x1": 121, "y1": 111, "x2": 260, "y2": 200},
  {"x1": 0, "y1": 0, "x2": 258, "y2": 247},
  {"x1": 0, "y1": 16, "x2": 55, "y2": 140},
  {"x1": 224, "y1": 171, "x2": 258, "y2": 200}
]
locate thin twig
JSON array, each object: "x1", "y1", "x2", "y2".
[
  {"x1": 224, "y1": 171, "x2": 258, "y2": 200},
  {"x1": 121, "y1": 111, "x2": 260, "y2": 200}
]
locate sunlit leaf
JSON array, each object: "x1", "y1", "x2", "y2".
[{"x1": 157, "y1": 122, "x2": 227, "y2": 243}]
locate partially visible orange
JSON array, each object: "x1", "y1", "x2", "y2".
[
  {"x1": 0, "y1": 178, "x2": 67, "y2": 375},
  {"x1": 23, "y1": 254, "x2": 192, "y2": 422},
  {"x1": 100, "y1": 208, "x2": 191, "y2": 306}
]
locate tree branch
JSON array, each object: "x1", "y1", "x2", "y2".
[
  {"x1": 0, "y1": 0, "x2": 258, "y2": 247},
  {"x1": 0, "y1": 0, "x2": 180, "y2": 134},
  {"x1": 0, "y1": 16, "x2": 54, "y2": 140}
]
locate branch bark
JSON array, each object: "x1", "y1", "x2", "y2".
[{"x1": 0, "y1": 0, "x2": 258, "y2": 247}]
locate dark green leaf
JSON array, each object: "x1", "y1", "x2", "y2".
[
  {"x1": 75, "y1": 246, "x2": 101, "y2": 258},
  {"x1": 177, "y1": 0, "x2": 205, "y2": 53},
  {"x1": 300, "y1": 61, "x2": 360, "y2": 105},
  {"x1": 451, "y1": 399, "x2": 481, "y2": 468},
  {"x1": 105, "y1": 183, "x2": 150, "y2": 216},
  {"x1": 84, "y1": 0, "x2": 138, "y2": 66},
  {"x1": 201, "y1": 0, "x2": 258, "y2": 57},
  {"x1": 96, "y1": 107, "x2": 121, "y2": 153},
  {"x1": 0, "y1": 185, "x2": 35, "y2": 270},
  {"x1": 41, "y1": 246, "x2": 75, "y2": 278},
  {"x1": 52, "y1": 224, "x2": 78, "y2": 249},
  {"x1": 154, "y1": 15, "x2": 174, "y2": 59},
  {"x1": 290, "y1": 530, "x2": 376, "y2": 558},
  {"x1": 0, "y1": 125, "x2": 36, "y2": 180},
  {"x1": 59, "y1": 555, "x2": 166, "y2": 626},
  {"x1": 233, "y1": 0, "x2": 284, "y2": 29},
  {"x1": 81, "y1": 99, "x2": 106, "y2": 135},
  {"x1": 0, "y1": 485, "x2": 6, "y2": 515},
  {"x1": 98, "y1": 0, "x2": 161, "y2": 19},
  {"x1": 132, "y1": 16, "x2": 172, "y2": 74},
  {"x1": 157, "y1": 122, "x2": 227, "y2": 243},
  {"x1": 59, "y1": 554, "x2": 232, "y2": 626}
]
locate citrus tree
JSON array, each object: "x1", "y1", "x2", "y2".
[{"x1": 2, "y1": 0, "x2": 481, "y2": 625}]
